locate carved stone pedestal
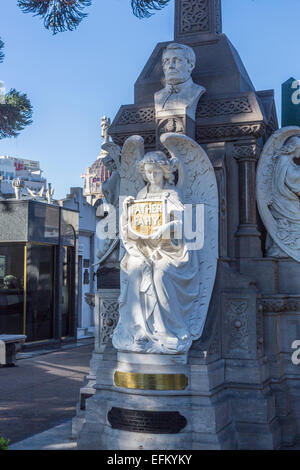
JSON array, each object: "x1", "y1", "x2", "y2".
[
  {"x1": 72, "y1": 289, "x2": 119, "y2": 438},
  {"x1": 77, "y1": 346, "x2": 236, "y2": 450}
]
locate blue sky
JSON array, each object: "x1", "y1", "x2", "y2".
[{"x1": 1, "y1": 0, "x2": 300, "y2": 198}]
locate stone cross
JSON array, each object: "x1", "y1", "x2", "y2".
[{"x1": 174, "y1": 0, "x2": 222, "y2": 42}]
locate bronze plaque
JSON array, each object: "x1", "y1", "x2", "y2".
[
  {"x1": 114, "y1": 371, "x2": 188, "y2": 391},
  {"x1": 108, "y1": 407, "x2": 187, "y2": 434}
]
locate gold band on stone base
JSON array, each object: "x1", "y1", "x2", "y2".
[{"x1": 114, "y1": 371, "x2": 188, "y2": 391}]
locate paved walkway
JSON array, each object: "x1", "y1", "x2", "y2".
[
  {"x1": 0, "y1": 340, "x2": 93, "y2": 446},
  {"x1": 2, "y1": 339, "x2": 300, "y2": 451}
]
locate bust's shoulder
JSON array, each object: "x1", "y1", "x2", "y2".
[
  {"x1": 190, "y1": 82, "x2": 206, "y2": 98},
  {"x1": 154, "y1": 87, "x2": 167, "y2": 102}
]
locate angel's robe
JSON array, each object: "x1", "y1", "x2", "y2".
[
  {"x1": 112, "y1": 185, "x2": 201, "y2": 354},
  {"x1": 268, "y1": 155, "x2": 300, "y2": 252}
]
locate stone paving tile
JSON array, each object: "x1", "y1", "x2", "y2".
[
  {"x1": 10, "y1": 420, "x2": 76, "y2": 450},
  {"x1": 0, "y1": 343, "x2": 93, "y2": 444}
]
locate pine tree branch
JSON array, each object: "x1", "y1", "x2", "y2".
[
  {"x1": 17, "y1": 1, "x2": 171, "y2": 33},
  {"x1": 0, "y1": 38, "x2": 4, "y2": 64},
  {"x1": 17, "y1": 0, "x2": 92, "y2": 34},
  {"x1": 131, "y1": 0, "x2": 171, "y2": 18},
  {"x1": 0, "y1": 89, "x2": 33, "y2": 139}
]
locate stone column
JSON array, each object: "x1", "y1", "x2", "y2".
[{"x1": 234, "y1": 140, "x2": 262, "y2": 258}]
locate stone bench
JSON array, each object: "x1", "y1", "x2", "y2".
[{"x1": 0, "y1": 335, "x2": 26, "y2": 367}]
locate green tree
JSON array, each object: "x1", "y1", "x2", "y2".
[
  {"x1": 0, "y1": 39, "x2": 33, "y2": 139},
  {"x1": 0, "y1": 437, "x2": 10, "y2": 450},
  {"x1": 17, "y1": 0, "x2": 171, "y2": 34}
]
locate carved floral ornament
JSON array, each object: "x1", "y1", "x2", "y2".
[
  {"x1": 179, "y1": 0, "x2": 210, "y2": 34},
  {"x1": 233, "y1": 142, "x2": 260, "y2": 160}
]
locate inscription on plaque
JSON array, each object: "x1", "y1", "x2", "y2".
[
  {"x1": 128, "y1": 199, "x2": 165, "y2": 238},
  {"x1": 108, "y1": 407, "x2": 187, "y2": 434},
  {"x1": 114, "y1": 371, "x2": 188, "y2": 391}
]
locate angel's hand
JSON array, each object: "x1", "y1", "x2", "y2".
[
  {"x1": 149, "y1": 226, "x2": 163, "y2": 240},
  {"x1": 123, "y1": 196, "x2": 135, "y2": 214}
]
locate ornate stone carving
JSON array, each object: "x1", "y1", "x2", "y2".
[
  {"x1": 117, "y1": 107, "x2": 155, "y2": 126},
  {"x1": 112, "y1": 132, "x2": 156, "y2": 148},
  {"x1": 85, "y1": 292, "x2": 95, "y2": 307},
  {"x1": 196, "y1": 123, "x2": 266, "y2": 142},
  {"x1": 99, "y1": 297, "x2": 119, "y2": 346},
  {"x1": 158, "y1": 117, "x2": 185, "y2": 135},
  {"x1": 179, "y1": 0, "x2": 210, "y2": 34},
  {"x1": 233, "y1": 142, "x2": 260, "y2": 159},
  {"x1": 196, "y1": 97, "x2": 252, "y2": 119},
  {"x1": 115, "y1": 96, "x2": 253, "y2": 129},
  {"x1": 261, "y1": 297, "x2": 300, "y2": 313},
  {"x1": 223, "y1": 299, "x2": 249, "y2": 354}
]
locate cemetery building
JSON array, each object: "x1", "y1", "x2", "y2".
[
  {"x1": 59, "y1": 187, "x2": 100, "y2": 339},
  {"x1": 0, "y1": 199, "x2": 79, "y2": 346},
  {"x1": 0, "y1": 156, "x2": 48, "y2": 199},
  {"x1": 81, "y1": 152, "x2": 110, "y2": 206}
]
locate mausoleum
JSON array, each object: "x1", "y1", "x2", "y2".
[{"x1": 75, "y1": 0, "x2": 300, "y2": 450}]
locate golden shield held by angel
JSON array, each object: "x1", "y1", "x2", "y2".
[{"x1": 128, "y1": 199, "x2": 166, "y2": 239}]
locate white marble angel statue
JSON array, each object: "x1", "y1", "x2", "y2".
[
  {"x1": 112, "y1": 132, "x2": 218, "y2": 355},
  {"x1": 257, "y1": 126, "x2": 300, "y2": 262}
]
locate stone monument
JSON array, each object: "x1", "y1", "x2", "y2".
[{"x1": 76, "y1": 0, "x2": 300, "y2": 450}]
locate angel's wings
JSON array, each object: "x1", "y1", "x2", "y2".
[
  {"x1": 161, "y1": 132, "x2": 219, "y2": 339},
  {"x1": 161, "y1": 133, "x2": 218, "y2": 206},
  {"x1": 101, "y1": 141, "x2": 121, "y2": 172},
  {"x1": 119, "y1": 135, "x2": 145, "y2": 197}
]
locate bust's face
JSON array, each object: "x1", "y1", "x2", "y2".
[{"x1": 162, "y1": 48, "x2": 193, "y2": 85}]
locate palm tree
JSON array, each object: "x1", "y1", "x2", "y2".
[
  {"x1": 17, "y1": 0, "x2": 171, "y2": 34},
  {"x1": 0, "y1": 39, "x2": 33, "y2": 139}
]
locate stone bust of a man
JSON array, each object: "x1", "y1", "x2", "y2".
[{"x1": 154, "y1": 42, "x2": 205, "y2": 120}]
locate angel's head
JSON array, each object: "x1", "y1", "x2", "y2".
[
  {"x1": 102, "y1": 153, "x2": 118, "y2": 171},
  {"x1": 280, "y1": 135, "x2": 300, "y2": 159},
  {"x1": 138, "y1": 152, "x2": 174, "y2": 188}
]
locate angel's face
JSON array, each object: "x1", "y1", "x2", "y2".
[
  {"x1": 294, "y1": 140, "x2": 300, "y2": 159},
  {"x1": 162, "y1": 49, "x2": 192, "y2": 85},
  {"x1": 144, "y1": 164, "x2": 164, "y2": 188},
  {"x1": 103, "y1": 155, "x2": 116, "y2": 171}
]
